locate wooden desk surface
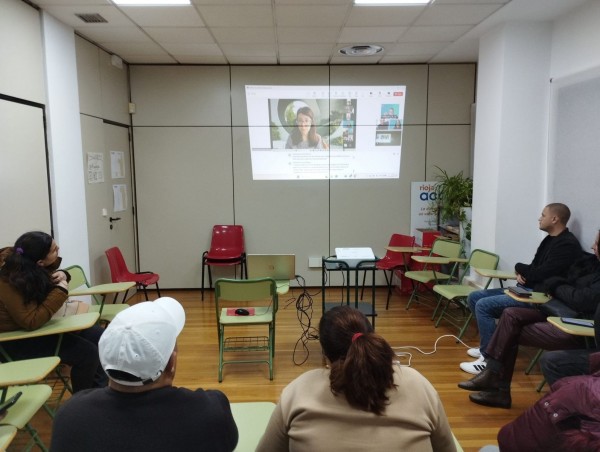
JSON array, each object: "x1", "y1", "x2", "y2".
[
  {"x1": 547, "y1": 316, "x2": 595, "y2": 337},
  {"x1": 0, "y1": 312, "x2": 99, "y2": 342},
  {"x1": 385, "y1": 246, "x2": 430, "y2": 253},
  {"x1": 0, "y1": 425, "x2": 17, "y2": 451},
  {"x1": 504, "y1": 289, "x2": 550, "y2": 304},
  {"x1": 473, "y1": 268, "x2": 516, "y2": 280},
  {"x1": 69, "y1": 281, "x2": 135, "y2": 297},
  {"x1": 0, "y1": 357, "x2": 60, "y2": 387},
  {"x1": 231, "y1": 401, "x2": 275, "y2": 452}
]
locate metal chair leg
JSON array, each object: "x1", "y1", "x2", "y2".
[
  {"x1": 201, "y1": 260, "x2": 206, "y2": 301},
  {"x1": 405, "y1": 284, "x2": 420, "y2": 310},
  {"x1": 536, "y1": 378, "x2": 546, "y2": 392},
  {"x1": 526, "y1": 349, "x2": 543, "y2": 375},
  {"x1": 431, "y1": 294, "x2": 445, "y2": 321},
  {"x1": 457, "y1": 312, "x2": 473, "y2": 340},
  {"x1": 384, "y1": 271, "x2": 393, "y2": 310}
]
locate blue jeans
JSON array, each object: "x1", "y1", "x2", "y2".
[
  {"x1": 540, "y1": 349, "x2": 594, "y2": 385},
  {"x1": 467, "y1": 288, "x2": 532, "y2": 357}
]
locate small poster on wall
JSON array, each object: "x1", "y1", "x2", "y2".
[
  {"x1": 113, "y1": 184, "x2": 127, "y2": 212},
  {"x1": 410, "y1": 181, "x2": 439, "y2": 236},
  {"x1": 87, "y1": 152, "x2": 104, "y2": 183},
  {"x1": 110, "y1": 151, "x2": 125, "y2": 179}
]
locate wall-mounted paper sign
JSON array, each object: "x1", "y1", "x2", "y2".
[
  {"x1": 110, "y1": 151, "x2": 125, "y2": 179},
  {"x1": 113, "y1": 184, "x2": 127, "y2": 212},
  {"x1": 87, "y1": 152, "x2": 104, "y2": 183}
]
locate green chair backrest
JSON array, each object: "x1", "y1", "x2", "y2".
[
  {"x1": 64, "y1": 265, "x2": 102, "y2": 305},
  {"x1": 66, "y1": 265, "x2": 88, "y2": 291},
  {"x1": 469, "y1": 249, "x2": 499, "y2": 272},
  {"x1": 457, "y1": 249, "x2": 500, "y2": 285},
  {"x1": 214, "y1": 278, "x2": 279, "y2": 315},
  {"x1": 430, "y1": 237, "x2": 463, "y2": 259}
]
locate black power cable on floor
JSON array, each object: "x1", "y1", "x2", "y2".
[{"x1": 285, "y1": 275, "x2": 320, "y2": 365}]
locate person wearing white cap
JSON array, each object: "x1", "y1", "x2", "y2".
[{"x1": 50, "y1": 297, "x2": 238, "y2": 452}]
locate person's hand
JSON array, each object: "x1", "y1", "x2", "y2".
[
  {"x1": 541, "y1": 276, "x2": 567, "y2": 296},
  {"x1": 51, "y1": 271, "x2": 68, "y2": 285},
  {"x1": 55, "y1": 278, "x2": 69, "y2": 290},
  {"x1": 516, "y1": 274, "x2": 527, "y2": 285}
]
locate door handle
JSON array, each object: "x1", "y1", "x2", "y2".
[{"x1": 109, "y1": 217, "x2": 121, "y2": 229}]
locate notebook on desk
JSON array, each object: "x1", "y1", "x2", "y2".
[{"x1": 247, "y1": 254, "x2": 296, "y2": 287}]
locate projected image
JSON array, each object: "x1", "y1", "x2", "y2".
[
  {"x1": 375, "y1": 103, "x2": 403, "y2": 146},
  {"x1": 246, "y1": 85, "x2": 406, "y2": 180},
  {"x1": 329, "y1": 99, "x2": 357, "y2": 150},
  {"x1": 268, "y1": 99, "x2": 330, "y2": 149}
]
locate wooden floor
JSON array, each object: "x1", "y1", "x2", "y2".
[{"x1": 11, "y1": 287, "x2": 548, "y2": 451}]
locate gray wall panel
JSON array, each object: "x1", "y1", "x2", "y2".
[
  {"x1": 134, "y1": 127, "x2": 234, "y2": 288},
  {"x1": 130, "y1": 66, "x2": 231, "y2": 126}
]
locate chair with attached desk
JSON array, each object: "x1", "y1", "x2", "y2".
[
  {"x1": 405, "y1": 237, "x2": 463, "y2": 312},
  {"x1": 65, "y1": 265, "x2": 131, "y2": 323},
  {"x1": 202, "y1": 225, "x2": 247, "y2": 301},
  {"x1": 214, "y1": 278, "x2": 278, "y2": 382},
  {"x1": 230, "y1": 401, "x2": 276, "y2": 452},
  {"x1": 0, "y1": 357, "x2": 60, "y2": 451},
  {"x1": 530, "y1": 316, "x2": 597, "y2": 393},
  {"x1": 360, "y1": 233, "x2": 416, "y2": 310},
  {"x1": 0, "y1": 312, "x2": 100, "y2": 413},
  {"x1": 432, "y1": 249, "x2": 500, "y2": 339},
  {"x1": 105, "y1": 247, "x2": 161, "y2": 301}
]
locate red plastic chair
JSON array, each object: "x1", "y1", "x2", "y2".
[
  {"x1": 362, "y1": 233, "x2": 416, "y2": 309},
  {"x1": 105, "y1": 247, "x2": 160, "y2": 301},
  {"x1": 201, "y1": 225, "x2": 247, "y2": 300}
]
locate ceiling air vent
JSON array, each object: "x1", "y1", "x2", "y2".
[
  {"x1": 339, "y1": 45, "x2": 384, "y2": 56},
  {"x1": 75, "y1": 13, "x2": 108, "y2": 23}
]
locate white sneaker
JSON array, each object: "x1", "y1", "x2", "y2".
[
  {"x1": 460, "y1": 356, "x2": 486, "y2": 375},
  {"x1": 466, "y1": 347, "x2": 481, "y2": 359}
]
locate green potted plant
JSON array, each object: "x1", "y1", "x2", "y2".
[{"x1": 433, "y1": 166, "x2": 473, "y2": 242}]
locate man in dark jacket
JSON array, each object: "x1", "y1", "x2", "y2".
[
  {"x1": 458, "y1": 231, "x2": 600, "y2": 408},
  {"x1": 461, "y1": 203, "x2": 582, "y2": 375}
]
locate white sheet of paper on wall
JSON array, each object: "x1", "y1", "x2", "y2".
[
  {"x1": 110, "y1": 151, "x2": 125, "y2": 179},
  {"x1": 113, "y1": 184, "x2": 127, "y2": 212},
  {"x1": 87, "y1": 152, "x2": 104, "y2": 184}
]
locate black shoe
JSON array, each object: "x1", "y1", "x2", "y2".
[
  {"x1": 458, "y1": 367, "x2": 501, "y2": 391},
  {"x1": 469, "y1": 390, "x2": 512, "y2": 409}
]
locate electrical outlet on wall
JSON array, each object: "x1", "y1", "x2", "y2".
[{"x1": 308, "y1": 257, "x2": 321, "y2": 268}]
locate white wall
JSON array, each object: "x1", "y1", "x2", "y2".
[
  {"x1": 0, "y1": 0, "x2": 45, "y2": 103},
  {"x1": 473, "y1": 0, "x2": 600, "y2": 274},
  {"x1": 550, "y1": 0, "x2": 600, "y2": 80},
  {"x1": 472, "y1": 23, "x2": 552, "y2": 273},
  {"x1": 41, "y1": 12, "x2": 90, "y2": 273}
]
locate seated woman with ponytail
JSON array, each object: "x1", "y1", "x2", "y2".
[
  {"x1": 257, "y1": 306, "x2": 456, "y2": 452},
  {"x1": 0, "y1": 231, "x2": 106, "y2": 392}
]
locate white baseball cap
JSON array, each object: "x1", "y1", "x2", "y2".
[{"x1": 99, "y1": 297, "x2": 185, "y2": 386}]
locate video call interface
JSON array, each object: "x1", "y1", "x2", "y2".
[{"x1": 245, "y1": 85, "x2": 406, "y2": 181}]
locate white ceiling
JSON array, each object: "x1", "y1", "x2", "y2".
[{"x1": 28, "y1": 0, "x2": 588, "y2": 65}]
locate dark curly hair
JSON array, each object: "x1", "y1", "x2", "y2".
[
  {"x1": 0, "y1": 231, "x2": 54, "y2": 305},
  {"x1": 319, "y1": 306, "x2": 397, "y2": 415}
]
